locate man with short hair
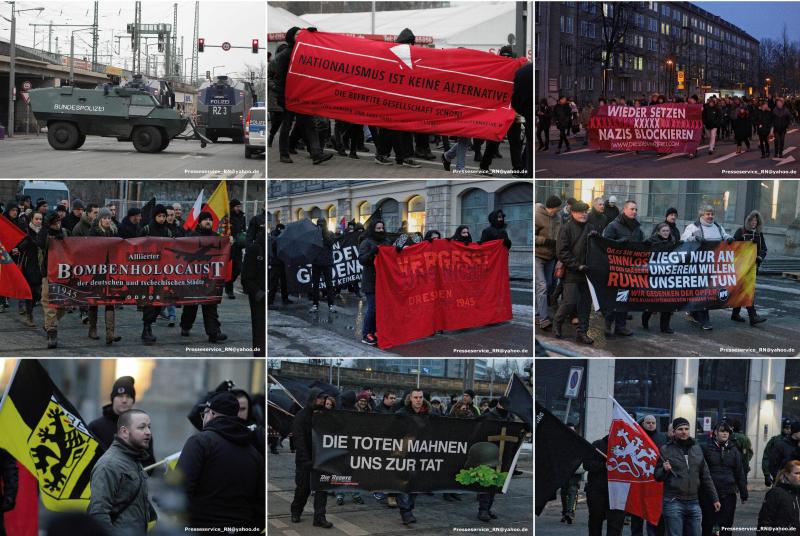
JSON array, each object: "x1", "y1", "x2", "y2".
[
  {"x1": 763, "y1": 419, "x2": 793, "y2": 486},
  {"x1": 630, "y1": 415, "x2": 668, "y2": 536},
  {"x1": 535, "y1": 195, "x2": 562, "y2": 330},
  {"x1": 106, "y1": 203, "x2": 119, "y2": 226},
  {"x1": 602, "y1": 200, "x2": 645, "y2": 337},
  {"x1": 61, "y1": 199, "x2": 85, "y2": 233},
  {"x1": 88, "y1": 409, "x2": 155, "y2": 536},
  {"x1": 177, "y1": 392, "x2": 265, "y2": 530},
  {"x1": 376, "y1": 391, "x2": 398, "y2": 414},
  {"x1": 119, "y1": 208, "x2": 143, "y2": 239},
  {"x1": 70, "y1": 203, "x2": 99, "y2": 237},
  {"x1": 395, "y1": 389, "x2": 431, "y2": 525},
  {"x1": 449, "y1": 389, "x2": 480, "y2": 418},
  {"x1": 587, "y1": 197, "x2": 608, "y2": 231}
]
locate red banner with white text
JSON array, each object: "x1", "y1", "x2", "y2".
[
  {"x1": 285, "y1": 31, "x2": 527, "y2": 142},
  {"x1": 374, "y1": 239, "x2": 512, "y2": 349},
  {"x1": 47, "y1": 237, "x2": 231, "y2": 307},
  {"x1": 588, "y1": 103, "x2": 703, "y2": 153}
]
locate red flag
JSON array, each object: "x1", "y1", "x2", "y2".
[
  {"x1": 183, "y1": 188, "x2": 205, "y2": 231},
  {"x1": 286, "y1": 31, "x2": 527, "y2": 142},
  {"x1": 4, "y1": 463, "x2": 38, "y2": 536},
  {"x1": 0, "y1": 240, "x2": 32, "y2": 300},
  {"x1": 607, "y1": 398, "x2": 663, "y2": 525},
  {"x1": 374, "y1": 239, "x2": 511, "y2": 348},
  {"x1": 0, "y1": 215, "x2": 26, "y2": 250}
]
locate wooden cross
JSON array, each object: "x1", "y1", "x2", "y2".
[{"x1": 488, "y1": 426, "x2": 519, "y2": 468}]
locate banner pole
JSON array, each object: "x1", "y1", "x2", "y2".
[{"x1": 268, "y1": 374, "x2": 304, "y2": 408}]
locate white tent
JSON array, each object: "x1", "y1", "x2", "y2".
[
  {"x1": 299, "y1": 2, "x2": 531, "y2": 55},
  {"x1": 267, "y1": 5, "x2": 314, "y2": 55}
]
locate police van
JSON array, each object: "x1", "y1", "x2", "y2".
[{"x1": 244, "y1": 103, "x2": 266, "y2": 159}]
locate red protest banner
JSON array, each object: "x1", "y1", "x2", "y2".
[
  {"x1": 588, "y1": 103, "x2": 703, "y2": 153},
  {"x1": 374, "y1": 239, "x2": 512, "y2": 349},
  {"x1": 285, "y1": 31, "x2": 527, "y2": 142},
  {"x1": 0, "y1": 215, "x2": 26, "y2": 250},
  {"x1": 46, "y1": 237, "x2": 231, "y2": 307}
]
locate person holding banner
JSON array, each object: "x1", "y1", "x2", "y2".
[
  {"x1": 700, "y1": 422, "x2": 748, "y2": 536},
  {"x1": 358, "y1": 219, "x2": 390, "y2": 346},
  {"x1": 140, "y1": 205, "x2": 174, "y2": 345},
  {"x1": 602, "y1": 200, "x2": 645, "y2": 337},
  {"x1": 309, "y1": 219, "x2": 337, "y2": 314},
  {"x1": 37, "y1": 212, "x2": 68, "y2": 348},
  {"x1": 87, "y1": 208, "x2": 123, "y2": 344},
  {"x1": 0, "y1": 448, "x2": 18, "y2": 536},
  {"x1": 394, "y1": 389, "x2": 431, "y2": 525},
  {"x1": 17, "y1": 211, "x2": 43, "y2": 328},
  {"x1": 731, "y1": 211, "x2": 768, "y2": 326},
  {"x1": 655, "y1": 418, "x2": 720, "y2": 536},
  {"x1": 641, "y1": 223, "x2": 679, "y2": 334},
  {"x1": 450, "y1": 226, "x2": 473, "y2": 245},
  {"x1": 118, "y1": 208, "x2": 142, "y2": 239},
  {"x1": 583, "y1": 434, "x2": 625, "y2": 536}
]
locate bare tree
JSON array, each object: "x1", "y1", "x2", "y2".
[
  {"x1": 588, "y1": 2, "x2": 646, "y2": 98},
  {"x1": 244, "y1": 61, "x2": 267, "y2": 103}
]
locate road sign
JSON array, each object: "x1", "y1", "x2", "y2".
[
  {"x1": 678, "y1": 83, "x2": 685, "y2": 90},
  {"x1": 221, "y1": 41, "x2": 231, "y2": 51},
  {"x1": 677, "y1": 70, "x2": 685, "y2": 83},
  {"x1": 22, "y1": 81, "x2": 32, "y2": 91},
  {"x1": 703, "y1": 416, "x2": 712, "y2": 432},
  {"x1": 564, "y1": 367, "x2": 584, "y2": 399}
]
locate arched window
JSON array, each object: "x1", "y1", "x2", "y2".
[
  {"x1": 497, "y1": 183, "x2": 533, "y2": 247},
  {"x1": 358, "y1": 201, "x2": 371, "y2": 224},
  {"x1": 309, "y1": 206, "x2": 322, "y2": 224},
  {"x1": 407, "y1": 195, "x2": 426, "y2": 233},
  {"x1": 327, "y1": 205, "x2": 337, "y2": 230},
  {"x1": 296, "y1": 208, "x2": 305, "y2": 221},
  {"x1": 377, "y1": 199, "x2": 400, "y2": 233},
  {"x1": 460, "y1": 188, "x2": 488, "y2": 238},
  {"x1": 274, "y1": 210, "x2": 281, "y2": 225}
]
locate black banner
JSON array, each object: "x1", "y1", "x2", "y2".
[
  {"x1": 311, "y1": 410, "x2": 527, "y2": 493},
  {"x1": 287, "y1": 231, "x2": 362, "y2": 293}
]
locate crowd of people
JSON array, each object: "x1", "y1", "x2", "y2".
[
  {"x1": 0, "y1": 195, "x2": 266, "y2": 355},
  {"x1": 269, "y1": 386, "x2": 527, "y2": 529},
  {"x1": 559, "y1": 414, "x2": 800, "y2": 536},
  {"x1": 267, "y1": 26, "x2": 533, "y2": 177},
  {"x1": 535, "y1": 195, "x2": 768, "y2": 344},
  {"x1": 536, "y1": 93, "x2": 800, "y2": 157},
  {"x1": 84, "y1": 376, "x2": 265, "y2": 535},
  {"x1": 268, "y1": 209, "x2": 513, "y2": 346}
]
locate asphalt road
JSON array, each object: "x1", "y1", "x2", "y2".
[
  {"x1": 536, "y1": 482, "x2": 767, "y2": 536},
  {"x1": 0, "y1": 135, "x2": 264, "y2": 179},
  {"x1": 267, "y1": 137, "x2": 521, "y2": 178},
  {"x1": 268, "y1": 441, "x2": 533, "y2": 536},
  {"x1": 535, "y1": 126, "x2": 800, "y2": 178},
  {"x1": 0, "y1": 285, "x2": 261, "y2": 357},
  {"x1": 536, "y1": 275, "x2": 800, "y2": 358},
  {"x1": 267, "y1": 281, "x2": 533, "y2": 358}
]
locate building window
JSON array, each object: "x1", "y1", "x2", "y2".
[
  {"x1": 648, "y1": 17, "x2": 657, "y2": 32},
  {"x1": 784, "y1": 360, "x2": 800, "y2": 421},
  {"x1": 697, "y1": 360, "x2": 750, "y2": 435},
  {"x1": 560, "y1": 15, "x2": 574, "y2": 34},
  {"x1": 358, "y1": 201, "x2": 371, "y2": 224},
  {"x1": 460, "y1": 188, "x2": 488, "y2": 240},
  {"x1": 535, "y1": 360, "x2": 588, "y2": 431},
  {"x1": 758, "y1": 180, "x2": 800, "y2": 227},
  {"x1": 497, "y1": 183, "x2": 533, "y2": 248},
  {"x1": 327, "y1": 205, "x2": 337, "y2": 230},
  {"x1": 377, "y1": 199, "x2": 400, "y2": 232},
  {"x1": 580, "y1": 21, "x2": 596, "y2": 38},
  {"x1": 661, "y1": 4, "x2": 669, "y2": 17},
  {"x1": 296, "y1": 208, "x2": 305, "y2": 221},
  {"x1": 407, "y1": 195, "x2": 426, "y2": 233},
  {"x1": 614, "y1": 360, "x2": 675, "y2": 432},
  {"x1": 661, "y1": 22, "x2": 670, "y2": 35}
]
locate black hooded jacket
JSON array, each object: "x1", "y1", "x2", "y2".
[
  {"x1": 701, "y1": 438, "x2": 749, "y2": 499},
  {"x1": 450, "y1": 225, "x2": 473, "y2": 245},
  {"x1": 313, "y1": 222, "x2": 334, "y2": 267},
  {"x1": 734, "y1": 210, "x2": 768, "y2": 262},
  {"x1": 87, "y1": 404, "x2": 156, "y2": 468},
  {"x1": 274, "y1": 27, "x2": 300, "y2": 108},
  {"x1": 583, "y1": 436, "x2": 610, "y2": 497},
  {"x1": 757, "y1": 480, "x2": 800, "y2": 536},
  {"x1": 0, "y1": 448, "x2": 18, "y2": 512},
  {"x1": 141, "y1": 219, "x2": 173, "y2": 238},
  {"x1": 292, "y1": 388, "x2": 324, "y2": 467},
  {"x1": 396, "y1": 28, "x2": 416, "y2": 45},
  {"x1": 357, "y1": 221, "x2": 390, "y2": 293},
  {"x1": 479, "y1": 210, "x2": 512, "y2": 248},
  {"x1": 118, "y1": 216, "x2": 142, "y2": 239},
  {"x1": 177, "y1": 415, "x2": 265, "y2": 529},
  {"x1": 603, "y1": 213, "x2": 645, "y2": 243},
  {"x1": 768, "y1": 436, "x2": 800, "y2": 478}
]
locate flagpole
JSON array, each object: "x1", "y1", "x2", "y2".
[
  {"x1": 267, "y1": 400, "x2": 296, "y2": 417},
  {"x1": 143, "y1": 451, "x2": 181, "y2": 472},
  {"x1": 268, "y1": 374, "x2": 304, "y2": 408}
]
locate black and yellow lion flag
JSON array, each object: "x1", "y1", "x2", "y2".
[{"x1": 0, "y1": 360, "x2": 102, "y2": 511}]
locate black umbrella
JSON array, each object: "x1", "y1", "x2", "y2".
[{"x1": 276, "y1": 219, "x2": 323, "y2": 266}]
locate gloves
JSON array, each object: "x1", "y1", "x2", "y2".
[
  {"x1": 578, "y1": 265, "x2": 588, "y2": 273},
  {"x1": 588, "y1": 230, "x2": 599, "y2": 238},
  {"x1": 725, "y1": 237, "x2": 734, "y2": 245},
  {"x1": 544, "y1": 238, "x2": 556, "y2": 248}
]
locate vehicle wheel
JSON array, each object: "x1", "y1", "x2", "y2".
[
  {"x1": 245, "y1": 146, "x2": 252, "y2": 159},
  {"x1": 73, "y1": 133, "x2": 87, "y2": 149},
  {"x1": 206, "y1": 132, "x2": 218, "y2": 143},
  {"x1": 47, "y1": 122, "x2": 80, "y2": 150},
  {"x1": 158, "y1": 135, "x2": 170, "y2": 152},
  {"x1": 132, "y1": 126, "x2": 163, "y2": 153}
]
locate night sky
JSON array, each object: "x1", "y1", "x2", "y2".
[{"x1": 695, "y1": 2, "x2": 800, "y2": 42}]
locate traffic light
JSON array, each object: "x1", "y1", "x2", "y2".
[
  {"x1": 158, "y1": 33, "x2": 165, "y2": 52},
  {"x1": 206, "y1": 70, "x2": 211, "y2": 80},
  {"x1": 252, "y1": 39, "x2": 259, "y2": 53},
  {"x1": 198, "y1": 38, "x2": 205, "y2": 53}
]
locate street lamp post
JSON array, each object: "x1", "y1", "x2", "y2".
[
  {"x1": 666, "y1": 59, "x2": 674, "y2": 98},
  {"x1": 69, "y1": 27, "x2": 94, "y2": 85},
  {"x1": 4, "y1": 2, "x2": 44, "y2": 138}
]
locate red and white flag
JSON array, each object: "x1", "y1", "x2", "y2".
[
  {"x1": 183, "y1": 189, "x2": 205, "y2": 231},
  {"x1": 607, "y1": 397, "x2": 663, "y2": 525}
]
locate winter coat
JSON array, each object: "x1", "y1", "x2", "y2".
[
  {"x1": 267, "y1": 58, "x2": 281, "y2": 112},
  {"x1": 682, "y1": 220, "x2": 731, "y2": 242},
  {"x1": 61, "y1": 211, "x2": 82, "y2": 233},
  {"x1": 313, "y1": 225, "x2": 334, "y2": 267},
  {"x1": 762, "y1": 434, "x2": 788, "y2": 478},
  {"x1": 243, "y1": 240, "x2": 266, "y2": 298},
  {"x1": 449, "y1": 401, "x2": 480, "y2": 419},
  {"x1": 583, "y1": 436, "x2": 610, "y2": 498},
  {"x1": 754, "y1": 108, "x2": 774, "y2": 135},
  {"x1": 701, "y1": 439, "x2": 749, "y2": 499},
  {"x1": 246, "y1": 211, "x2": 266, "y2": 248},
  {"x1": 603, "y1": 214, "x2": 645, "y2": 243},
  {"x1": 768, "y1": 436, "x2": 800, "y2": 479},
  {"x1": 734, "y1": 210, "x2": 768, "y2": 265},
  {"x1": 535, "y1": 203, "x2": 561, "y2": 260},
  {"x1": 703, "y1": 104, "x2": 723, "y2": 129},
  {"x1": 0, "y1": 448, "x2": 18, "y2": 512},
  {"x1": 646, "y1": 231, "x2": 678, "y2": 248},
  {"x1": 118, "y1": 217, "x2": 142, "y2": 239},
  {"x1": 553, "y1": 103, "x2": 573, "y2": 130},
  {"x1": 70, "y1": 213, "x2": 95, "y2": 237},
  {"x1": 36, "y1": 225, "x2": 68, "y2": 276},
  {"x1": 774, "y1": 106, "x2": 793, "y2": 132},
  {"x1": 733, "y1": 113, "x2": 751, "y2": 142},
  {"x1": 357, "y1": 223, "x2": 390, "y2": 294},
  {"x1": 644, "y1": 428, "x2": 669, "y2": 449},
  {"x1": 479, "y1": 210, "x2": 512, "y2": 249},
  {"x1": 140, "y1": 220, "x2": 173, "y2": 238},
  {"x1": 511, "y1": 62, "x2": 532, "y2": 123},
  {"x1": 536, "y1": 103, "x2": 552, "y2": 128},
  {"x1": 375, "y1": 401, "x2": 398, "y2": 414},
  {"x1": 87, "y1": 405, "x2": 156, "y2": 468},
  {"x1": 604, "y1": 203, "x2": 620, "y2": 222},
  {"x1": 395, "y1": 396, "x2": 432, "y2": 416},
  {"x1": 651, "y1": 221, "x2": 681, "y2": 244},
  {"x1": 176, "y1": 416, "x2": 265, "y2": 529},
  {"x1": 17, "y1": 225, "x2": 44, "y2": 287},
  {"x1": 273, "y1": 43, "x2": 293, "y2": 109},
  {"x1": 292, "y1": 388, "x2": 324, "y2": 467},
  {"x1": 557, "y1": 218, "x2": 594, "y2": 284},
  {"x1": 450, "y1": 225, "x2": 473, "y2": 245},
  {"x1": 88, "y1": 437, "x2": 155, "y2": 536},
  {"x1": 655, "y1": 438, "x2": 719, "y2": 502},
  {"x1": 231, "y1": 210, "x2": 247, "y2": 240},
  {"x1": 89, "y1": 220, "x2": 119, "y2": 238},
  {"x1": 757, "y1": 481, "x2": 800, "y2": 536},
  {"x1": 587, "y1": 209, "x2": 608, "y2": 232}
]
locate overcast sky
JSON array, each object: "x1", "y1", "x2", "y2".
[{"x1": 2, "y1": 1, "x2": 265, "y2": 79}]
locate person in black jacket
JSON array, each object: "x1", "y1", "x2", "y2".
[
  {"x1": 310, "y1": 219, "x2": 336, "y2": 313},
  {"x1": 732, "y1": 108, "x2": 751, "y2": 154},
  {"x1": 177, "y1": 391, "x2": 265, "y2": 531},
  {"x1": 61, "y1": 198, "x2": 84, "y2": 233},
  {"x1": 289, "y1": 388, "x2": 332, "y2": 528},
  {"x1": 604, "y1": 196, "x2": 620, "y2": 223},
  {"x1": 583, "y1": 435, "x2": 625, "y2": 536},
  {"x1": 537, "y1": 98, "x2": 552, "y2": 151},
  {"x1": 118, "y1": 208, "x2": 142, "y2": 239},
  {"x1": 243, "y1": 227, "x2": 265, "y2": 357},
  {"x1": 180, "y1": 212, "x2": 228, "y2": 343},
  {"x1": 554, "y1": 201, "x2": 595, "y2": 345},
  {"x1": 553, "y1": 96, "x2": 573, "y2": 154},
  {"x1": 587, "y1": 198, "x2": 608, "y2": 232},
  {"x1": 16, "y1": 211, "x2": 43, "y2": 328},
  {"x1": 225, "y1": 199, "x2": 247, "y2": 299},
  {"x1": 87, "y1": 208, "x2": 122, "y2": 344},
  {"x1": 475, "y1": 397, "x2": 516, "y2": 522},
  {"x1": 140, "y1": 204, "x2": 173, "y2": 345},
  {"x1": 0, "y1": 448, "x2": 18, "y2": 536},
  {"x1": 375, "y1": 391, "x2": 398, "y2": 414},
  {"x1": 702, "y1": 97, "x2": 722, "y2": 155},
  {"x1": 268, "y1": 223, "x2": 292, "y2": 309},
  {"x1": 700, "y1": 423, "x2": 749, "y2": 536},
  {"x1": 479, "y1": 210, "x2": 512, "y2": 249},
  {"x1": 87, "y1": 376, "x2": 156, "y2": 469},
  {"x1": 754, "y1": 101, "x2": 774, "y2": 158},
  {"x1": 768, "y1": 423, "x2": 800, "y2": 481},
  {"x1": 451, "y1": 225, "x2": 473, "y2": 245},
  {"x1": 758, "y1": 459, "x2": 800, "y2": 536},
  {"x1": 602, "y1": 200, "x2": 645, "y2": 337},
  {"x1": 773, "y1": 98, "x2": 793, "y2": 158},
  {"x1": 731, "y1": 210, "x2": 768, "y2": 326},
  {"x1": 641, "y1": 223, "x2": 679, "y2": 334},
  {"x1": 357, "y1": 219, "x2": 390, "y2": 346}
]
